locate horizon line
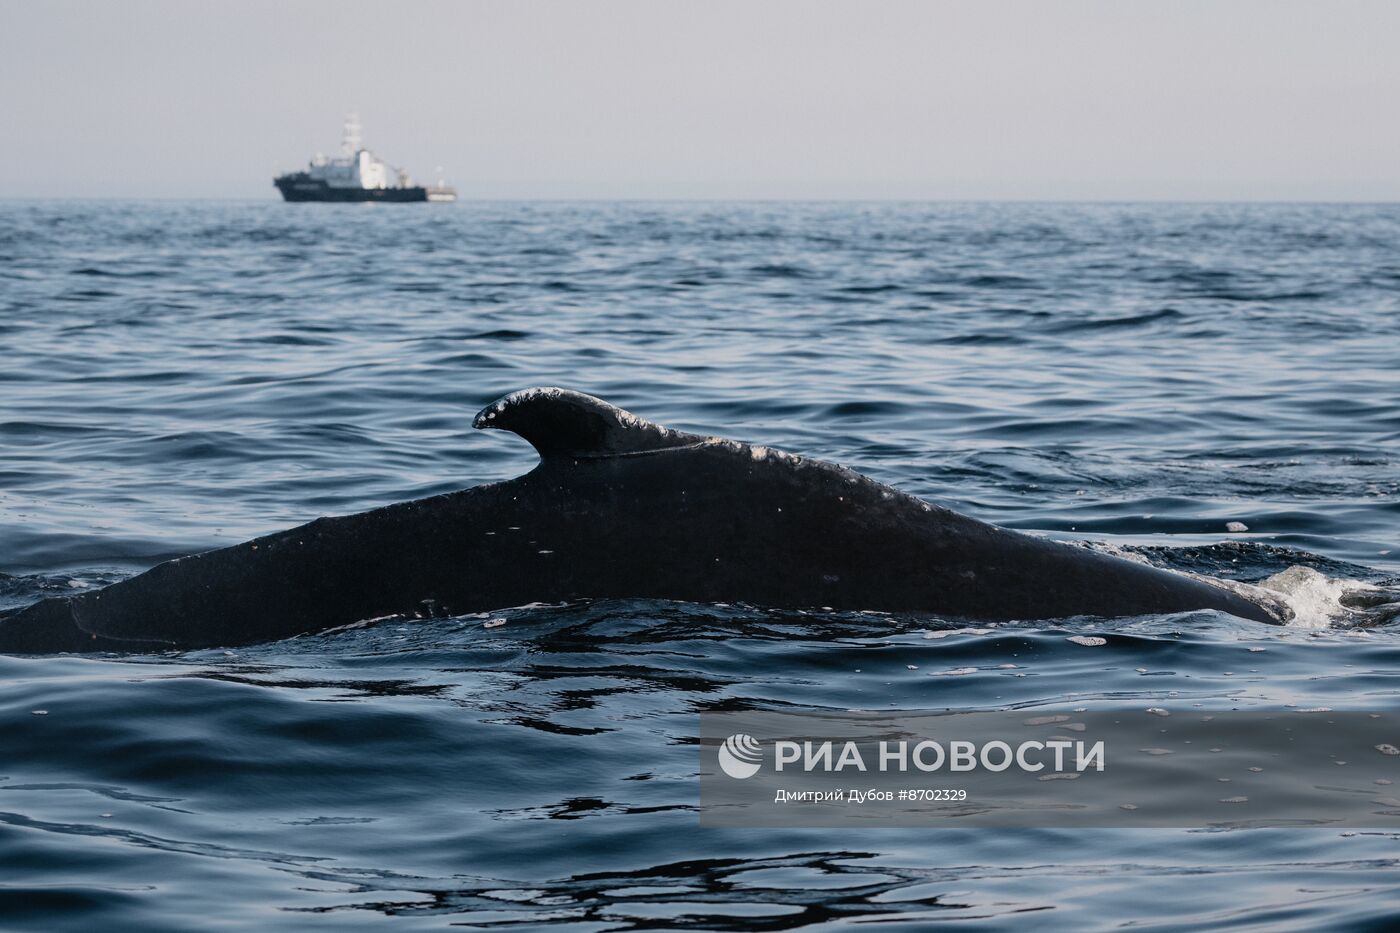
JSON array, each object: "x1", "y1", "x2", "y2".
[{"x1": 3, "y1": 195, "x2": 1400, "y2": 206}]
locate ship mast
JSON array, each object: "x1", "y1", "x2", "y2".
[{"x1": 340, "y1": 112, "x2": 363, "y2": 156}]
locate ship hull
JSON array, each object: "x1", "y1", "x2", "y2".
[{"x1": 274, "y1": 173, "x2": 450, "y2": 203}]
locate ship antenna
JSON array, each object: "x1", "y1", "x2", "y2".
[{"x1": 341, "y1": 112, "x2": 363, "y2": 156}]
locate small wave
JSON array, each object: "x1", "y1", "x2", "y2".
[
  {"x1": 961, "y1": 274, "x2": 1034, "y2": 288},
  {"x1": 59, "y1": 289, "x2": 120, "y2": 300},
  {"x1": 70, "y1": 267, "x2": 161, "y2": 279},
  {"x1": 837, "y1": 284, "x2": 902, "y2": 294},
  {"x1": 1047, "y1": 307, "x2": 1185, "y2": 333},
  {"x1": 0, "y1": 422, "x2": 107, "y2": 439},
  {"x1": 463, "y1": 329, "x2": 530, "y2": 341},
  {"x1": 932, "y1": 332, "x2": 1030, "y2": 346},
  {"x1": 822, "y1": 400, "x2": 903, "y2": 418},
  {"x1": 0, "y1": 571, "x2": 120, "y2": 608},
  {"x1": 747, "y1": 263, "x2": 812, "y2": 278},
  {"x1": 240, "y1": 333, "x2": 337, "y2": 347}
]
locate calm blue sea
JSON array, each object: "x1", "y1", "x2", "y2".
[{"x1": 1, "y1": 200, "x2": 1398, "y2": 930}]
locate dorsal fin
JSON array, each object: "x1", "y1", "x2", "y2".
[{"x1": 473, "y1": 388, "x2": 703, "y2": 460}]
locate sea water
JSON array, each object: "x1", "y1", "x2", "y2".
[{"x1": 1, "y1": 201, "x2": 1398, "y2": 929}]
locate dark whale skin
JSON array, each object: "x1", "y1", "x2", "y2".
[{"x1": 0, "y1": 388, "x2": 1282, "y2": 652}]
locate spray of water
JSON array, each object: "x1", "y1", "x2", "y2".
[{"x1": 1242, "y1": 566, "x2": 1400, "y2": 629}]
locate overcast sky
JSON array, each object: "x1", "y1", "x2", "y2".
[{"x1": 2, "y1": 0, "x2": 1397, "y2": 200}]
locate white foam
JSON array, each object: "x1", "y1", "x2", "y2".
[
  {"x1": 1089, "y1": 542, "x2": 1155, "y2": 566},
  {"x1": 1248, "y1": 565, "x2": 1382, "y2": 629},
  {"x1": 923, "y1": 627, "x2": 994, "y2": 639}
]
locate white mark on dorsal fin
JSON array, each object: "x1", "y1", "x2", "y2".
[{"x1": 472, "y1": 387, "x2": 704, "y2": 460}]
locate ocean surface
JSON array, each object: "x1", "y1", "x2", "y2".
[{"x1": 0, "y1": 200, "x2": 1398, "y2": 931}]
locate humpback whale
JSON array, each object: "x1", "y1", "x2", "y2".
[{"x1": 0, "y1": 387, "x2": 1286, "y2": 652}]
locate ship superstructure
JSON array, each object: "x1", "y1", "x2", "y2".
[{"x1": 274, "y1": 114, "x2": 456, "y2": 203}]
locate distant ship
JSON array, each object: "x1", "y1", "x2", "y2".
[{"x1": 274, "y1": 114, "x2": 456, "y2": 203}]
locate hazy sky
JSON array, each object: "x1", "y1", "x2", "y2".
[{"x1": 2, "y1": 0, "x2": 1397, "y2": 200}]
